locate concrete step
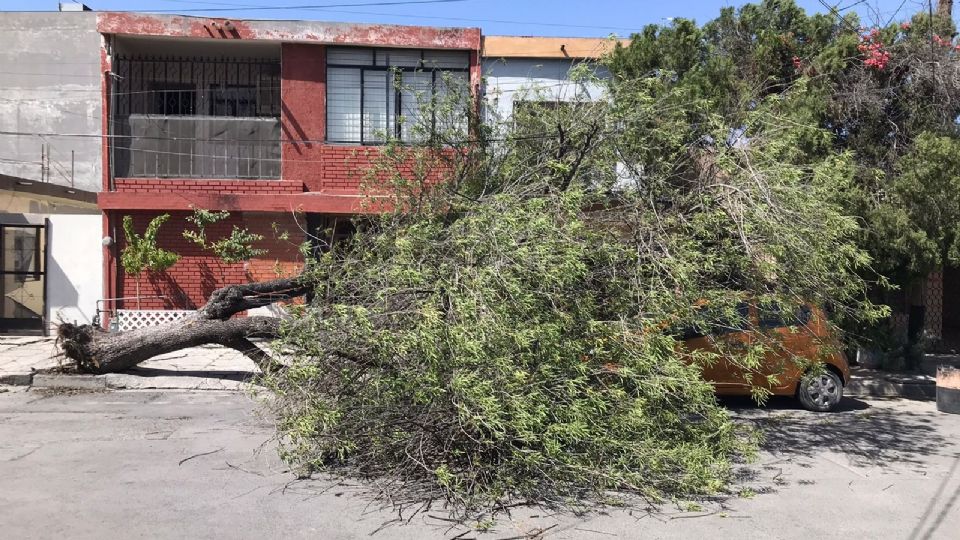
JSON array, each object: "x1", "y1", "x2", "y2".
[
  {"x1": 921, "y1": 354, "x2": 960, "y2": 376},
  {"x1": 846, "y1": 367, "x2": 936, "y2": 400}
]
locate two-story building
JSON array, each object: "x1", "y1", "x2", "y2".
[
  {"x1": 2, "y1": 6, "x2": 627, "y2": 334},
  {"x1": 87, "y1": 12, "x2": 481, "y2": 324}
]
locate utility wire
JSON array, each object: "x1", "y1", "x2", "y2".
[
  {"x1": 154, "y1": 0, "x2": 640, "y2": 33},
  {"x1": 139, "y1": 0, "x2": 468, "y2": 13}
]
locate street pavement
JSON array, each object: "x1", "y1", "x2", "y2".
[{"x1": 0, "y1": 390, "x2": 957, "y2": 539}]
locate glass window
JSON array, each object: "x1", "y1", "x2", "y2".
[
  {"x1": 0, "y1": 225, "x2": 45, "y2": 324},
  {"x1": 758, "y1": 303, "x2": 812, "y2": 329},
  {"x1": 399, "y1": 71, "x2": 433, "y2": 142},
  {"x1": 326, "y1": 47, "x2": 470, "y2": 144},
  {"x1": 675, "y1": 302, "x2": 750, "y2": 339},
  {"x1": 326, "y1": 67, "x2": 362, "y2": 143}
]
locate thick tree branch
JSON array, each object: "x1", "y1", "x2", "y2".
[
  {"x1": 57, "y1": 273, "x2": 312, "y2": 374},
  {"x1": 198, "y1": 274, "x2": 312, "y2": 320}
]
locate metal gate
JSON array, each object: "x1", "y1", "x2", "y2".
[{"x1": 0, "y1": 223, "x2": 47, "y2": 334}]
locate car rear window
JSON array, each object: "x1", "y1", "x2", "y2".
[
  {"x1": 676, "y1": 302, "x2": 750, "y2": 339},
  {"x1": 758, "y1": 303, "x2": 812, "y2": 329}
]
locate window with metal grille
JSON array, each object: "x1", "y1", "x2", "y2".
[
  {"x1": 110, "y1": 55, "x2": 282, "y2": 179},
  {"x1": 326, "y1": 47, "x2": 470, "y2": 144},
  {"x1": 113, "y1": 55, "x2": 281, "y2": 118}
]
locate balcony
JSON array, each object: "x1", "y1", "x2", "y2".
[{"x1": 110, "y1": 55, "x2": 281, "y2": 180}]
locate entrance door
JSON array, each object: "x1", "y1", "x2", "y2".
[{"x1": 0, "y1": 224, "x2": 47, "y2": 334}]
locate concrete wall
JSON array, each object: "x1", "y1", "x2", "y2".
[
  {"x1": 482, "y1": 58, "x2": 607, "y2": 120},
  {"x1": 47, "y1": 214, "x2": 103, "y2": 329},
  {"x1": 0, "y1": 12, "x2": 102, "y2": 193}
]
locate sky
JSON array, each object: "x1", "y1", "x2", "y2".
[{"x1": 1, "y1": 0, "x2": 956, "y2": 37}]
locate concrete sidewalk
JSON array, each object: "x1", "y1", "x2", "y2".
[
  {"x1": 0, "y1": 335, "x2": 951, "y2": 398},
  {"x1": 0, "y1": 336, "x2": 259, "y2": 391}
]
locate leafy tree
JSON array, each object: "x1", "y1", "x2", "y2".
[
  {"x1": 609, "y1": 0, "x2": 960, "y2": 353},
  {"x1": 120, "y1": 214, "x2": 180, "y2": 308},
  {"x1": 261, "y1": 56, "x2": 881, "y2": 514},
  {"x1": 64, "y1": 3, "x2": 886, "y2": 517}
]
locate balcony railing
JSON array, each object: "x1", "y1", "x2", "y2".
[
  {"x1": 110, "y1": 55, "x2": 281, "y2": 180},
  {"x1": 112, "y1": 115, "x2": 280, "y2": 179}
]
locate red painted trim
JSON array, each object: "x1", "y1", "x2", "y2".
[
  {"x1": 281, "y1": 43, "x2": 327, "y2": 192},
  {"x1": 101, "y1": 41, "x2": 115, "y2": 326},
  {"x1": 97, "y1": 12, "x2": 481, "y2": 50},
  {"x1": 98, "y1": 191, "x2": 372, "y2": 214}
]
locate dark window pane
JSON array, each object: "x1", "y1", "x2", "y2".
[{"x1": 759, "y1": 303, "x2": 811, "y2": 329}]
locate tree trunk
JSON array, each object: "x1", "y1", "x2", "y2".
[{"x1": 58, "y1": 274, "x2": 312, "y2": 374}]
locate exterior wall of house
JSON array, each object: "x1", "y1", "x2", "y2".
[
  {"x1": 0, "y1": 12, "x2": 104, "y2": 333},
  {"x1": 0, "y1": 12, "x2": 103, "y2": 193},
  {"x1": 93, "y1": 14, "x2": 482, "y2": 316},
  {"x1": 47, "y1": 214, "x2": 104, "y2": 329},
  {"x1": 114, "y1": 211, "x2": 304, "y2": 310},
  {"x1": 482, "y1": 58, "x2": 607, "y2": 120}
]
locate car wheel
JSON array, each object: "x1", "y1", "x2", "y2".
[{"x1": 797, "y1": 370, "x2": 843, "y2": 412}]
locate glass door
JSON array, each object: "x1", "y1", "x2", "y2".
[{"x1": 0, "y1": 224, "x2": 46, "y2": 334}]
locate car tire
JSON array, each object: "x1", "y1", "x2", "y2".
[{"x1": 797, "y1": 370, "x2": 844, "y2": 412}]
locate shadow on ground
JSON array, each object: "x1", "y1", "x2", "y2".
[
  {"x1": 720, "y1": 395, "x2": 947, "y2": 468},
  {"x1": 120, "y1": 367, "x2": 256, "y2": 383}
]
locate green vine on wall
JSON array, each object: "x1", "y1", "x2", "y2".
[{"x1": 183, "y1": 208, "x2": 268, "y2": 265}]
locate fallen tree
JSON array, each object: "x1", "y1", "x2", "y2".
[
  {"x1": 54, "y1": 49, "x2": 886, "y2": 515},
  {"x1": 57, "y1": 275, "x2": 310, "y2": 374}
]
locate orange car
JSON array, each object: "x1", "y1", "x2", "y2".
[{"x1": 681, "y1": 302, "x2": 850, "y2": 412}]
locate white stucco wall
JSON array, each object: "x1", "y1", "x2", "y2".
[
  {"x1": 482, "y1": 58, "x2": 607, "y2": 120},
  {"x1": 47, "y1": 214, "x2": 103, "y2": 328}
]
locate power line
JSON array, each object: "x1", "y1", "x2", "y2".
[
  {"x1": 140, "y1": 0, "x2": 468, "y2": 13},
  {"x1": 155, "y1": 0, "x2": 640, "y2": 33}
]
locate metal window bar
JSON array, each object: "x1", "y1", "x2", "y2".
[
  {"x1": 111, "y1": 54, "x2": 281, "y2": 179},
  {"x1": 326, "y1": 47, "x2": 469, "y2": 145}
]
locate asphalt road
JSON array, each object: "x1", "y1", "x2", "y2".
[{"x1": 0, "y1": 389, "x2": 957, "y2": 539}]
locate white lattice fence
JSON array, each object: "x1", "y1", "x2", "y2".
[{"x1": 115, "y1": 310, "x2": 195, "y2": 332}]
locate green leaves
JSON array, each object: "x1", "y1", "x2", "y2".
[
  {"x1": 183, "y1": 208, "x2": 267, "y2": 264},
  {"x1": 120, "y1": 214, "x2": 179, "y2": 276},
  {"x1": 259, "y1": 0, "x2": 896, "y2": 515}
]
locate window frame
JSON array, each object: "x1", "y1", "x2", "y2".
[{"x1": 325, "y1": 47, "x2": 471, "y2": 145}]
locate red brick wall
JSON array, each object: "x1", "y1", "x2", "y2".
[
  {"x1": 114, "y1": 178, "x2": 304, "y2": 194},
  {"x1": 318, "y1": 145, "x2": 453, "y2": 192},
  {"x1": 116, "y1": 211, "x2": 305, "y2": 310}
]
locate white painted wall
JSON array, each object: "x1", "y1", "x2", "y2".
[
  {"x1": 482, "y1": 58, "x2": 607, "y2": 120},
  {"x1": 47, "y1": 214, "x2": 102, "y2": 328}
]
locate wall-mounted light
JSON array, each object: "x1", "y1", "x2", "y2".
[{"x1": 101, "y1": 236, "x2": 113, "y2": 247}]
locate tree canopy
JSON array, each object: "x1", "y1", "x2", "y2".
[
  {"x1": 262, "y1": 9, "x2": 886, "y2": 512},
  {"x1": 609, "y1": 0, "x2": 960, "y2": 283}
]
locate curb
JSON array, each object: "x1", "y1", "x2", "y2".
[
  {"x1": 25, "y1": 372, "x2": 251, "y2": 392},
  {"x1": 0, "y1": 372, "x2": 34, "y2": 386},
  {"x1": 31, "y1": 373, "x2": 107, "y2": 390},
  {"x1": 846, "y1": 372, "x2": 936, "y2": 401}
]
